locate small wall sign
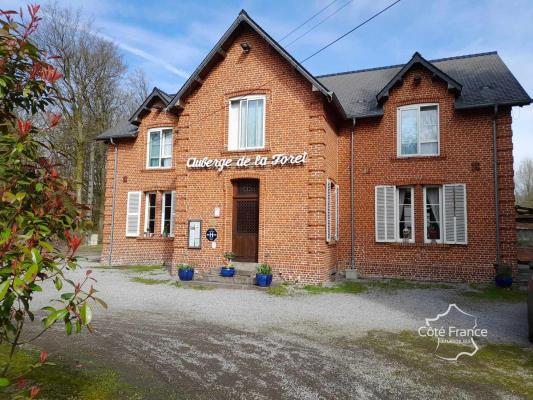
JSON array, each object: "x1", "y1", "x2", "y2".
[
  {"x1": 206, "y1": 228, "x2": 218, "y2": 241},
  {"x1": 186, "y1": 152, "x2": 307, "y2": 172},
  {"x1": 188, "y1": 220, "x2": 201, "y2": 249}
]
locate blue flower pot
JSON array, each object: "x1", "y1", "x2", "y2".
[
  {"x1": 495, "y1": 274, "x2": 512, "y2": 288},
  {"x1": 178, "y1": 268, "x2": 194, "y2": 281},
  {"x1": 256, "y1": 273, "x2": 273, "y2": 287},
  {"x1": 220, "y1": 267, "x2": 235, "y2": 277}
]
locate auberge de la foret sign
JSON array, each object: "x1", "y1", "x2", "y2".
[{"x1": 186, "y1": 152, "x2": 307, "y2": 172}]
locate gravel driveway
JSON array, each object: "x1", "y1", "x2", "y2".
[{"x1": 27, "y1": 258, "x2": 530, "y2": 399}]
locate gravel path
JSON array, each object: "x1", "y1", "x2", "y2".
[{"x1": 27, "y1": 259, "x2": 529, "y2": 399}]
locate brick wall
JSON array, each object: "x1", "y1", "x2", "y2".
[
  {"x1": 336, "y1": 66, "x2": 516, "y2": 282},
  {"x1": 100, "y1": 31, "x2": 516, "y2": 283}
]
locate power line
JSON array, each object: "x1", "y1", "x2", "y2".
[
  {"x1": 300, "y1": 0, "x2": 402, "y2": 63},
  {"x1": 285, "y1": 0, "x2": 354, "y2": 47},
  {"x1": 195, "y1": 1, "x2": 402, "y2": 125},
  {"x1": 279, "y1": 0, "x2": 339, "y2": 42}
]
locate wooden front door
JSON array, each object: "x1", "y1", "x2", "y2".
[{"x1": 232, "y1": 179, "x2": 259, "y2": 262}]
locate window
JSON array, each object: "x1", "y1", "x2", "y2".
[
  {"x1": 126, "y1": 192, "x2": 142, "y2": 237},
  {"x1": 161, "y1": 191, "x2": 176, "y2": 237},
  {"x1": 144, "y1": 192, "x2": 156, "y2": 235},
  {"x1": 424, "y1": 184, "x2": 467, "y2": 244},
  {"x1": 228, "y1": 95, "x2": 265, "y2": 150},
  {"x1": 398, "y1": 104, "x2": 439, "y2": 156},
  {"x1": 398, "y1": 187, "x2": 414, "y2": 241},
  {"x1": 326, "y1": 179, "x2": 339, "y2": 242},
  {"x1": 375, "y1": 186, "x2": 414, "y2": 243},
  {"x1": 424, "y1": 186, "x2": 442, "y2": 242},
  {"x1": 147, "y1": 128, "x2": 172, "y2": 168}
]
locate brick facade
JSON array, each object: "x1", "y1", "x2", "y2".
[{"x1": 100, "y1": 26, "x2": 518, "y2": 283}]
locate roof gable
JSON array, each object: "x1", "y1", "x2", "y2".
[
  {"x1": 129, "y1": 87, "x2": 174, "y2": 124},
  {"x1": 167, "y1": 10, "x2": 345, "y2": 117},
  {"x1": 376, "y1": 52, "x2": 463, "y2": 104},
  {"x1": 317, "y1": 52, "x2": 531, "y2": 119}
]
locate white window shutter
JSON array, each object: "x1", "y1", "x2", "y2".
[
  {"x1": 334, "y1": 184, "x2": 339, "y2": 241},
  {"x1": 376, "y1": 185, "x2": 396, "y2": 242},
  {"x1": 325, "y1": 179, "x2": 331, "y2": 242},
  {"x1": 126, "y1": 192, "x2": 141, "y2": 237},
  {"x1": 443, "y1": 184, "x2": 467, "y2": 244},
  {"x1": 170, "y1": 191, "x2": 176, "y2": 237}
]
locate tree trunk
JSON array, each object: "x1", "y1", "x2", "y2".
[{"x1": 74, "y1": 120, "x2": 84, "y2": 204}]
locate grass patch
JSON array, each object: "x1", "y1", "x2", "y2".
[
  {"x1": 267, "y1": 285, "x2": 290, "y2": 296},
  {"x1": 96, "y1": 265, "x2": 164, "y2": 273},
  {"x1": 365, "y1": 279, "x2": 454, "y2": 291},
  {"x1": 304, "y1": 281, "x2": 368, "y2": 295},
  {"x1": 0, "y1": 344, "x2": 140, "y2": 399},
  {"x1": 78, "y1": 244, "x2": 103, "y2": 253},
  {"x1": 130, "y1": 277, "x2": 171, "y2": 285},
  {"x1": 187, "y1": 284, "x2": 213, "y2": 290},
  {"x1": 462, "y1": 284, "x2": 527, "y2": 303},
  {"x1": 358, "y1": 330, "x2": 533, "y2": 398}
]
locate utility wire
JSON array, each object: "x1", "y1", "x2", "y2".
[
  {"x1": 194, "y1": 0, "x2": 402, "y2": 125},
  {"x1": 285, "y1": 0, "x2": 355, "y2": 47},
  {"x1": 279, "y1": 0, "x2": 339, "y2": 42},
  {"x1": 300, "y1": 0, "x2": 402, "y2": 63}
]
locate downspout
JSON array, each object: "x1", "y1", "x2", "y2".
[
  {"x1": 108, "y1": 138, "x2": 119, "y2": 266},
  {"x1": 492, "y1": 104, "x2": 501, "y2": 266},
  {"x1": 350, "y1": 118, "x2": 356, "y2": 270}
]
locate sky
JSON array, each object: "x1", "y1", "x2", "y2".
[{"x1": 2, "y1": 0, "x2": 532, "y2": 166}]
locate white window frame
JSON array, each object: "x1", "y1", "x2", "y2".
[
  {"x1": 397, "y1": 103, "x2": 440, "y2": 157},
  {"x1": 144, "y1": 192, "x2": 157, "y2": 235},
  {"x1": 146, "y1": 127, "x2": 173, "y2": 169},
  {"x1": 228, "y1": 95, "x2": 266, "y2": 151},
  {"x1": 423, "y1": 186, "x2": 443, "y2": 243},
  {"x1": 125, "y1": 191, "x2": 142, "y2": 237},
  {"x1": 161, "y1": 191, "x2": 175, "y2": 237},
  {"x1": 397, "y1": 186, "x2": 415, "y2": 243},
  {"x1": 375, "y1": 185, "x2": 415, "y2": 243}
]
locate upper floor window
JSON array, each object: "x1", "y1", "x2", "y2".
[
  {"x1": 147, "y1": 128, "x2": 172, "y2": 168},
  {"x1": 397, "y1": 104, "x2": 439, "y2": 157},
  {"x1": 228, "y1": 95, "x2": 265, "y2": 150}
]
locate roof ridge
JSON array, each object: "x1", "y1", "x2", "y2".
[{"x1": 316, "y1": 51, "x2": 498, "y2": 79}]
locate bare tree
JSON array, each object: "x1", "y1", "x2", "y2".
[
  {"x1": 516, "y1": 158, "x2": 533, "y2": 205},
  {"x1": 123, "y1": 67, "x2": 150, "y2": 116},
  {"x1": 35, "y1": 3, "x2": 150, "y2": 237}
]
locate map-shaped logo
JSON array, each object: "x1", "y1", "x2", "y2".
[{"x1": 418, "y1": 304, "x2": 488, "y2": 361}]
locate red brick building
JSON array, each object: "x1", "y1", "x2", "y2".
[{"x1": 97, "y1": 10, "x2": 531, "y2": 283}]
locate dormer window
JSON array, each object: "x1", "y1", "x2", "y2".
[
  {"x1": 228, "y1": 95, "x2": 265, "y2": 150},
  {"x1": 147, "y1": 128, "x2": 172, "y2": 168},
  {"x1": 397, "y1": 104, "x2": 439, "y2": 157}
]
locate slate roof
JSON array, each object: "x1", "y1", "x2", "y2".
[
  {"x1": 96, "y1": 119, "x2": 138, "y2": 140},
  {"x1": 96, "y1": 11, "x2": 531, "y2": 140},
  {"x1": 317, "y1": 51, "x2": 531, "y2": 119}
]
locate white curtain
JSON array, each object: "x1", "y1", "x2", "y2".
[{"x1": 427, "y1": 188, "x2": 440, "y2": 221}]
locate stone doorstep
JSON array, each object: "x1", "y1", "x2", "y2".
[{"x1": 178, "y1": 280, "x2": 269, "y2": 291}]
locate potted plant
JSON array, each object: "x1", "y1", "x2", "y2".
[
  {"x1": 178, "y1": 264, "x2": 194, "y2": 281},
  {"x1": 220, "y1": 251, "x2": 236, "y2": 277},
  {"x1": 256, "y1": 263, "x2": 273, "y2": 287},
  {"x1": 494, "y1": 264, "x2": 513, "y2": 288}
]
